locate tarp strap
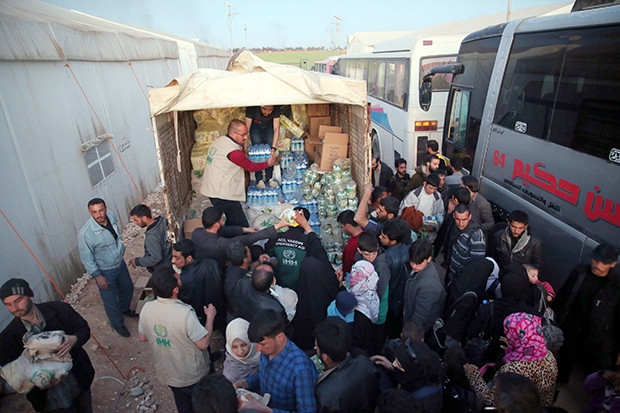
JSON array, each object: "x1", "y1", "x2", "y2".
[{"x1": 174, "y1": 111, "x2": 182, "y2": 172}]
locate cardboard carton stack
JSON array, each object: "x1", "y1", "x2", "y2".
[{"x1": 305, "y1": 104, "x2": 349, "y2": 171}]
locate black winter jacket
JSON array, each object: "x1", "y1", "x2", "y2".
[
  {"x1": 492, "y1": 227, "x2": 543, "y2": 271},
  {"x1": 315, "y1": 352, "x2": 380, "y2": 413},
  {"x1": 0, "y1": 302, "x2": 95, "y2": 411},
  {"x1": 553, "y1": 264, "x2": 620, "y2": 370}
]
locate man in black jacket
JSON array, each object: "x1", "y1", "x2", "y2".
[
  {"x1": 0, "y1": 278, "x2": 95, "y2": 412},
  {"x1": 171, "y1": 240, "x2": 226, "y2": 331},
  {"x1": 228, "y1": 263, "x2": 286, "y2": 323},
  {"x1": 192, "y1": 206, "x2": 291, "y2": 271},
  {"x1": 491, "y1": 209, "x2": 543, "y2": 273},
  {"x1": 371, "y1": 154, "x2": 394, "y2": 188},
  {"x1": 554, "y1": 243, "x2": 620, "y2": 383},
  {"x1": 314, "y1": 317, "x2": 379, "y2": 413},
  {"x1": 128, "y1": 204, "x2": 172, "y2": 274}
]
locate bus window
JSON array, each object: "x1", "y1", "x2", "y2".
[
  {"x1": 447, "y1": 89, "x2": 470, "y2": 149},
  {"x1": 368, "y1": 60, "x2": 386, "y2": 100},
  {"x1": 493, "y1": 26, "x2": 620, "y2": 161},
  {"x1": 421, "y1": 56, "x2": 457, "y2": 91},
  {"x1": 445, "y1": 88, "x2": 475, "y2": 171},
  {"x1": 385, "y1": 60, "x2": 409, "y2": 109},
  {"x1": 549, "y1": 26, "x2": 620, "y2": 160}
]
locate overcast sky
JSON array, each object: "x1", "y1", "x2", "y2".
[{"x1": 41, "y1": 0, "x2": 570, "y2": 50}]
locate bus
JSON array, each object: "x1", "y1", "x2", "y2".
[
  {"x1": 336, "y1": 3, "x2": 570, "y2": 171},
  {"x1": 421, "y1": 4, "x2": 620, "y2": 288},
  {"x1": 337, "y1": 32, "x2": 464, "y2": 170},
  {"x1": 311, "y1": 57, "x2": 339, "y2": 74}
]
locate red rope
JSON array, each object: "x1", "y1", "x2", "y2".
[
  {"x1": 0, "y1": 208, "x2": 129, "y2": 380},
  {"x1": 128, "y1": 62, "x2": 149, "y2": 103},
  {"x1": 64, "y1": 63, "x2": 145, "y2": 202}
]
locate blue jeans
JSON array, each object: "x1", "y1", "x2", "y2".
[
  {"x1": 97, "y1": 261, "x2": 134, "y2": 328},
  {"x1": 250, "y1": 122, "x2": 274, "y2": 181}
]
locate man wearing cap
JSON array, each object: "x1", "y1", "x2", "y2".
[
  {"x1": 554, "y1": 243, "x2": 620, "y2": 383},
  {"x1": 78, "y1": 198, "x2": 136, "y2": 338},
  {"x1": 0, "y1": 278, "x2": 95, "y2": 412}
]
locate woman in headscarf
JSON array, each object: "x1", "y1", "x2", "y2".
[
  {"x1": 464, "y1": 312, "x2": 558, "y2": 407},
  {"x1": 222, "y1": 318, "x2": 260, "y2": 383},
  {"x1": 348, "y1": 260, "x2": 382, "y2": 355},
  {"x1": 349, "y1": 260, "x2": 380, "y2": 323}
]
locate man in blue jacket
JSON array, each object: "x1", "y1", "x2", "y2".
[{"x1": 78, "y1": 198, "x2": 136, "y2": 337}]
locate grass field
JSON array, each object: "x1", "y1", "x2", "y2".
[{"x1": 255, "y1": 50, "x2": 344, "y2": 69}]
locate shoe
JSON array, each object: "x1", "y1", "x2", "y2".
[
  {"x1": 114, "y1": 325, "x2": 131, "y2": 337},
  {"x1": 256, "y1": 180, "x2": 266, "y2": 189},
  {"x1": 123, "y1": 309, "x2": 139, "y2": 318},
  {"x1": 268, "y1": 178, "x2": 279, "y2": 187}
]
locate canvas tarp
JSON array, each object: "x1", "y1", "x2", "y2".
[{"x1": 148, "y1": 50, "x2": 367, "y2": 116}]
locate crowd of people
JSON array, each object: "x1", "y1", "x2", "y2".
[{"x1": 2, "y1": 132, "x2": 619, "y2": 413}]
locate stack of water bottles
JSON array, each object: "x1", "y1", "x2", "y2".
[
  {"x1": 248, "y1": 143, "x2": 272, "y2": 164},
  {"x1": 247, "y1": 183, "x2": 280, "y2": 207},
  {"x1": 299, "y1": 199, "x2": 321, "y2": 234},
  {"x1": 280, "y1": 137, "x2": 307, "y2": 205}
]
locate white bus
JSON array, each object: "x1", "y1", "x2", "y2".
[
  {"x1": 422, "y1": 2, "x2": 620, "y2": 288},
  {"x1": 337, "y1": 32, "x2": 464, "y2": 169},
  {"x1": 336, "y1": 3, "x2": 571, "y2": 171}
]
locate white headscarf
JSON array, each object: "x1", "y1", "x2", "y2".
[
  {"x1": 225, "y1": 318, "x2": 260, "y2": 365},
  {"x1": 348, "y1": 260, "x2": 380, "y2": 323}
]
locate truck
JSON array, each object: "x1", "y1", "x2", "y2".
[{"x1": 147, "y1": 51, "x2": 370, "y2": 238}]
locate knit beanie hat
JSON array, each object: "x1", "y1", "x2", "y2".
[
  {"x1": 0, "y1": 278, "x2": 34, "y2": 300},
  {"x1": 335, "y1": 291, "x2": 357, "y2": 316}
]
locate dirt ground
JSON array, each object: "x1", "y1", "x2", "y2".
[{"x1": 0, "y1": 189, "x2": 224, "y2": 413}]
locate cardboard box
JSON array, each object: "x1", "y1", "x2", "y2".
[
  {"x1": 307, "y1": 104, "x2": 330, "y2": 117},
  {"x1": 136, "y1": 287, "x2": 154, "y2": 314},
  {"x1": 318, "y1": 125, "x2": 342, "y2": 139},
  {"x1": 309, "y1": 116, "x2": 332, "y2": 137},
  {"x1": 316, "y1": 133, "x2": 349, "y2": 171},
  {"x1": 305, "y1": 136, "x2": 323, "y2": 161},
  {"x1": 183, "y1": 218, "x2": 203, "y2": 240}
]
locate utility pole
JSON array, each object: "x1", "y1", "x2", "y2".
[
  {"x1": 506, "y1": 0, "x2": 512, "y2": 21},
  {"x1": 224, "y1": 2, "x2": 240, "y2": 51},
  {"x1": 244, "y1": 22, "x2": 248, "y2": 49},
  {"x1": 333, "y1": 16, "x2": 343, "y2": 50}
]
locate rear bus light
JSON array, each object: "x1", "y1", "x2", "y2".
[{"x1": 414, "y1": 120, "x2": 438, "y2": 131}]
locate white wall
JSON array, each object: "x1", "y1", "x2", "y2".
[{"x1": 0, "y1": 57, "x2": 179, "y2": 328}]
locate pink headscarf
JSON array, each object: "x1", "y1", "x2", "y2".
[{"x1": 503, "y1": 312, "x2": 547, "y2": 363}]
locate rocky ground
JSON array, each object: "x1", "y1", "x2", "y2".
[{"x1": 0, "y1": 188, "x2": 224, "y2": 413}]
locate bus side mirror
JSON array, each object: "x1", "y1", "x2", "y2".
[
  {"x1": 419, "y1": 63, "x2": 464, "y2": 111},
  {"x1": 419, "y1": 76, "x2": 433, "y2": 112}
]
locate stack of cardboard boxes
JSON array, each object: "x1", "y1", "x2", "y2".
[{"x1": 305, "y1": 104, "x2": 349, "y2": 171}]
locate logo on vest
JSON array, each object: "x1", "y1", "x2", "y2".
[
  {"x1": 153, "y1": 324, "x2": 170, "y2": 347},
  {"x1": 282, "y1": 249, "x2": 297, "y2": 266},
  {"x1": 206, "y1": 146, "x2": 218, "y2": 165}
]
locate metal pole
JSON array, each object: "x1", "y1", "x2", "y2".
[{"x1": 507, "y1": 0, "x2": 512, "y2": 21}]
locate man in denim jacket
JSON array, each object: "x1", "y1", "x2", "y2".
[{"x1": 78, "y1": 198, "x2": 136, "y2": 337}]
